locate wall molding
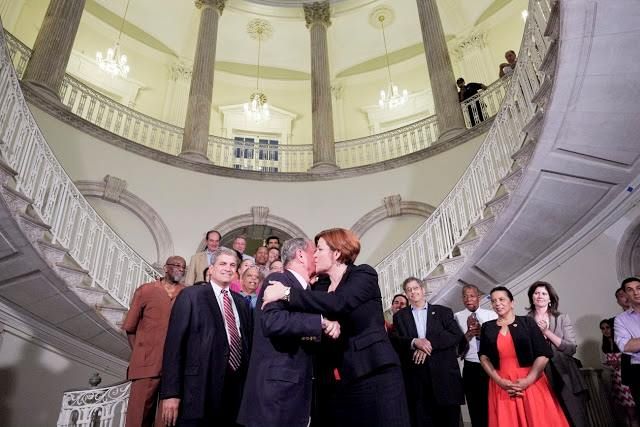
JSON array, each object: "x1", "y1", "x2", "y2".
[
  {"x1": 351, "y1": 195, "x2": 436, "y2": 238},
  {"x1": 75, "y1": 176, "x2": 174, "y2": 266}
]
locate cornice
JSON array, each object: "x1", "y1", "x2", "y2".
[{"x1": 22, "y1": 83, "x2": 490, "y2": 182}]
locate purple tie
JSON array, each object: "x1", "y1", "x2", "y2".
[{"x1": 221, "y1": 289, "x2": 242, "y2": 370}]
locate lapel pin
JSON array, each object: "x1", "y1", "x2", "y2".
[
  {"x1": 513, "y1": 323, "x2": 518, "y2": 327},
  {"x1": 431, "y1": 312, "x2": 435, "y2": 315}
]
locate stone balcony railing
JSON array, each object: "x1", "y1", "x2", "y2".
[
  {"x1": 373, "y1": 0, "x2": 553, "y2": 307},
  {"x1": 5, "y1": 30, "x2": 507, "y2": 172}
]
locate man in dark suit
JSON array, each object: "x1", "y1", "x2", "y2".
[
  {"x1": 391, "y1": 277, "x2": 464, "y2": 427},
  {"x1": 159, "y1": 248, "x2": 252, "y2": 427},
  {"x1": 237, "y1": 238, "x2": 340, "y2": 427}
]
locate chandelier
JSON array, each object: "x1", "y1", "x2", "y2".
[
  {"x1": 244, "y1": 19, "x2": 273, "y2": 122},
  {"x1": 376, "y1": 13, "x2": 408, "y2": 110},
  {"x1": 96, "y1": 0, "x2": 131, "y2": 78}
]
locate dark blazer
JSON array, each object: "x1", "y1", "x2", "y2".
[
  {"x1": 478, "y1": 315, "x2": 552, "y2": 369},
  {"x1": 159, "y1": 283, "x2": 252, "y2": 424},
  {"x1": 287, "y1": 264, "x2": 401, "y2": 382},
  {"x1": 237, "y1": 271, "x2": 323, "y2": 427},
  {"x1": 391, "y1": 304, "x2": 465, "y2": 405}
]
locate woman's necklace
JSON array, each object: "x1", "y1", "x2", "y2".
[{"x1": 497, "y1": 315, "x2": 515, "y2": 326}]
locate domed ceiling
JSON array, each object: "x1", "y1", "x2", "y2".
[{"x1": 78, "y1": 0, "x2": 524, "y2": 82}]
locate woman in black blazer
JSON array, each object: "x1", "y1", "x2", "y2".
[
  {"x1": 262, "y1": 228, "x2": 410, "y2": 427},
  {"x1": 478, "y1": 286, "x2": 569, "y2": 427}
]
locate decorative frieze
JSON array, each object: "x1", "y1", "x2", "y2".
[
  {"x1": 102, "y1": 175, "x2": 127, "y2": 203},
  {"x1": 303, "y1": 1, "x2": 331, "y2": 28},
  {"x1": 251, "y1": 206, "x2": 269, "y2": 226},
  {"x1": 196, "y1": 0, "x2": 225, "y2": 14},
  {"x1": 169, "y1": 61, "x2": 193, "y2": 82},
  {"x1": 383, "y1": 194, "x2": 402, "y2": 217}
]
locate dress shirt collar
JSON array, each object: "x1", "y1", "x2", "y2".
[
  {"x1": 210, "y1": 280, "x2": 231, "y2": 297},
  {"x1": 411, "y1": 303, "x2": 428, "y2": 311},
  {"x1": 287, "y1": 268, "x2": 309, "y2": 290}
]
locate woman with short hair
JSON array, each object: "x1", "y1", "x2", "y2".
[{"x1": 262, "y1": 228, "x2": 410, "y2": 427}]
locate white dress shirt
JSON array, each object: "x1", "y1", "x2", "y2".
[
  {"x1": 454, "y1": 307, "x2": 497, "y2": 363},
  {"x1": 287, "y1": 268, "x2": 309, "y2": 290},
  {"x1": 210, "y1": 281, "x2": 242, "y2": 343}
]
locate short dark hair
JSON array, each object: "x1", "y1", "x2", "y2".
[
  {"x1": 456, "y1": 77, "x2": 465, "y2": 84},
  {"x1": 489, "y1": 286, "x2": 513, "y2": 301},
  {"x1": 206, "y1": 230, "x2": 221, "y2": 241},
  {"x1": 527, "y1": 281, "x2": 560, "y2": 316},
  {"x1": 461, "y1": 283, "x2": 480, "y2": 296},
  {"x1": 392, "y1": 294, "x2": 409, "y2": 305},
  {"x1": 615, "y1": 287, "x2": 626, "y2": 297},
  {"x1": 621, "y1": 276, "x2": 640, "y2": 291},
  {"x1": 402, "y1": 276, "x2": 424, "y2": 292},
  {"x1": 266, "y1": 235, "x2": 280, "y2": 243}
]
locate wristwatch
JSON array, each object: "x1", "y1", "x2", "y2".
[{"x1": 283, "y1": 286, "x2": 291, "y2": 302}]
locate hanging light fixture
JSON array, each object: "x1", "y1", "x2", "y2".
[
  {"x1": 376, "y1": 13, "x2": 408, "y2": 110},
  {"x1": 244, "y1": 19, "x2": 273, "y2": 122},
  {"x1": 96, "y1": 0, "x2": 132, "y2": 78}
]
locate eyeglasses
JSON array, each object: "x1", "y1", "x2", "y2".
[{"x1": 166, "y1": 263, "x2": 186, "y2": 270}]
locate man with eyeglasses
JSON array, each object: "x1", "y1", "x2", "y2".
[{"x1": 121, "y1": 256, "x2": 187, "y2": 427}]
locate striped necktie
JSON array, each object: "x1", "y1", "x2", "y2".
[{"x1": 221, "y1": 289, "x2": 242, "y2": 371}]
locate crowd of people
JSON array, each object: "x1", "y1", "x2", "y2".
[{"x1": 120, "y1": 226, "x2": 640, "y2": 427}]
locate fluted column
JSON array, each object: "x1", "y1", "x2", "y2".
[
  {"x1": 416, "y1": 0, "x2": 465, "y2": 141},
  {"x1": 304, "y1": 1, "x2": 338, "y2": 173},
  {"x1": 180, "y1": 0, "x2": 225, "y2": 163},
  {"x1": 21, "y1": 0, "x2": 86, "y2": 101}
]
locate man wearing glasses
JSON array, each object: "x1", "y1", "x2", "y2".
[{"x1": 122, "y1": 256, "x2": 187, "y2": 427}]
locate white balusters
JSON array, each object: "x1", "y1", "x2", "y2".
[
  {"x1": 375, "y1": 0, "x2": 551, "y2": 309},
  {"x1": 56, "y1": 380, "x2": 131, "y2": 427}
]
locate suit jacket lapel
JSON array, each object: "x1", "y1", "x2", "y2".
[
  {"x1": 285, "y1": 270, "x2": 306, "y2": 290},
  {"x1": 425, "y1": 304, "x2": 438, "y2": 340},
  {"x1": 401, "y1": 308, "x2": 419, "y2": 338},
  {"x1": 204, "y1": 284, "x2": 226, "y2": 336}
]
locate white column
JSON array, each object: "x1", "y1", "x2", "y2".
[{"x1": 162, "y1": 61, "x2": 192, "y2": 127}]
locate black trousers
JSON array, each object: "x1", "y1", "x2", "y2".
[
  {"x1": 463, "y1": 360, "x2": 489, "y2": 427},
  {"x1": 627, "y1": 363, "x2": 640, "y2": 418},
  {"x1": 406, "y1": 366, "x2": 460, "y2": 427}
]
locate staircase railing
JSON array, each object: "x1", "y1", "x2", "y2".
[
  {"x1": 0, "y1": 28, "x2": 157, "y2": 308},
  {"x1": 56, "y1": 380, "x2": 130, "y2": 427},
  {"x1": 4, "y1": 30, "x2": 507, "y2": 172},
  {"x1": 374, "y1": 0, "x2": 553, "y2": 308}
]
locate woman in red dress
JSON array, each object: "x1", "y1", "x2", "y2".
[{"x1": 478, "y1": 286, "x2": 569, "y2": 427}]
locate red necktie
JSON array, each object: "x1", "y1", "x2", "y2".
[{"x1": 221, "y1": 289, "x2": 242, "y2": 371}]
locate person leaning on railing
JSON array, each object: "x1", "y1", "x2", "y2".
[
  {"x1": 499, "y1": 50, "x2": 518, "y2": 78},
  {"x1": 457, "y1": 77, "x2": 487, "y2": 127}
]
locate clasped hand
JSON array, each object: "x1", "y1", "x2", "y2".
[
  {"x1": 497, "y1": 377, "x2": 532, "y2": 398},
  {"x1": 321, "y1": 318, "x2": 341, "y2": 339}
]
